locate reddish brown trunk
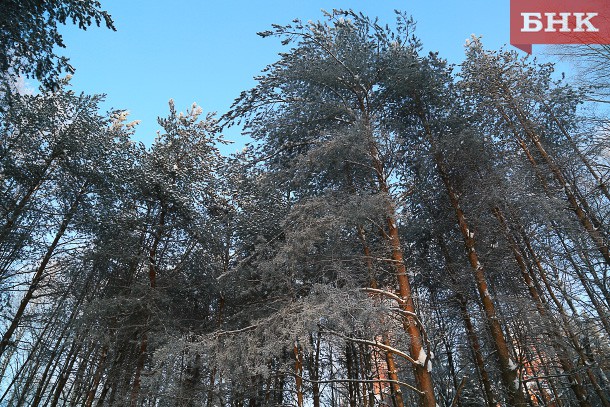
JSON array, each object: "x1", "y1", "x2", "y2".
[
  {"x1": 385, "y1": 215, "x2": 436, "y2": 407},
  {"x1": 360, "y1": 96, "x2": 435, "y2": 405},
  {"x1": 85, "y1": 345, "x2": 109, "y2": 407},
  {"x1": 429, "y1": 142, "x2": 526, "y2": 405},
  {"x1": 383, "y1": 334, "x2": 405, "y2": 407},
  {"x1": 294, "y1": 344, "x2": 304, "y2": 407},
  {"x1": 412, "y1": 95, "x2": 525, "y2": 403},
  {"x1": 130, "y1": 333, "x2": 148, "y2": 407},
  {"x1": 358, "y1": 225, "x2": 405, "y2": 407},
  {"x1": 456, "y1": 296, "x2": 496, "y2": 407},
  {"x1": 493, "y1": 207, "x2": 592, "y2": 406}
]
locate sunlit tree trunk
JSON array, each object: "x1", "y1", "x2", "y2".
[{"x1": 421, "y1": 112, "x2": 526, "y2": 404}]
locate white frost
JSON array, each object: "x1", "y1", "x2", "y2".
[
  {"x1": 508, "y1": 358, "x2": 517, "y2": 370},
  {"x1": 427, "y1": 360, "x2": 432, "y2": 372},
  {"x1": 417, "y1": 348, "x2": 427, "y2": 366}
]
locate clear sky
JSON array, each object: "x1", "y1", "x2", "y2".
[{"x1": 57, "y1": 1, "x2": 514, "y2": 150}]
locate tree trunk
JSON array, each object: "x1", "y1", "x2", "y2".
[
  {"x1": 429, "y1": 143, "x2": 526, "y2": 405},
  {"x1": 293, "y1": 344, "x2": 304, "y2": 407},
  {"x1": 493, "y1": 207, "x2": 592, "y2": 407},
  {"x1": 0, "y1": 182, "x2": 88, "y2": 359},
  {"x1": 345, "y1": 344, "x2": 358, "y2": 407},
  {"x1": 84, "y1": 345, "x2": 109, "y2": 407},
  {"x1": 541, "y1": 101, "x2": 610, "y2": 202},
  {"x1": 524, "y1": 231, "x2": 610, "y2": 407},
  {"x1": 130, "y1": 205, "x2": 167, "y2": 406},
  {"x1": 499, "y1": 89, "x2": 610, "y2": 265},
  {"x1": 361, "y1": 98, "x2": 436, "y2": 406},
  {"x1": 457, "y1": 295, "x2": 497, "y2": 407},
  {"x1": 357, "y1": 225, "x2": 405, "y2": 407}
]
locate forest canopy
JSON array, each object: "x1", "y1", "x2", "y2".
[{"x1": 0, "y1": 5, "x2": 609, "y2": 407}]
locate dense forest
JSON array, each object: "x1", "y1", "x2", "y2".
[{"x1": 1, "y1": 2, "x2": 609, "y2": 406}]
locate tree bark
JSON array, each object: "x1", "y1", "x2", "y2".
[{"x1": 425, "y1": 130, "x2": 526, "y2": 405}]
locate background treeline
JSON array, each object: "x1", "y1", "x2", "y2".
[{"x1": 0, "y1": 4, "x2": 609, "y2": 407}]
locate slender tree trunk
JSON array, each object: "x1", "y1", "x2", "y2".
[
  {"x1": 345, "y1": 344, "x2": 358, "y2": 407},
  {"x1": 307, "y1": 332, "x2": 321, "y2": 407},
  {"x1": 32, "y1": 311, "x2": 85, "y2": 407},
  {"x1": 0, "y1": 155, "x2": 57, "y2": 244},
  {"x1": 84, "y1": 345, "x2": 109, "y2": 407},
  {"x1": 457, "y1": 295, "x2": 497, "y2": 407},
  {"x1": 383, "y1": 334, "x2": 404, "y2": 407},
  {"x1": 554, "y1": 233, "x2": 610, "y2": 336},
  {"x1": 438, "y1": 237, "x2": 496, "y2": 407},
  {"x1": 130, "y1": 205, "x2": 166, "y2": 406},
  {"x1": 498, "y1": 90, "x2": 610, "y2": 265},
  {"x1": 0, "y1": 284, "x2": 71, "y2": 404},
  {"x1": 578, "y1": 247, "x2": 610, "y2": 309},
  {"x1": 541, "y1": 101, "x2": 610, "y2": 202},
  {"x1": 383, "y1": 210, "x2": 436, "y2": 406},
  {"x1": 493, "y1": 207, "x2": 592, "y2": 407},
  {"x1": 525, "y1": 234, "x2": 610, "y2": 407},
  {"x1": 130, "y1": 329, "x2": 148, "y2": 407},
  {"x1": 96, "y1": 348, "x2": 129, "y2": 407},
  {"x1": 433, "y1": 293, "x2": 463, "y2": 407},
  {"x1": 360, "y1": 343, "x2": 376, "y2": 407},
  {"x1": 293, "y1": 343, "x2": 304, "y2": 407},
  {"x1": 359, "y1": 98, "x2": 436, "y2": 406},
  {"x1": 430, "y1": 146, "x2": 526, "y2": 405},
  {"x1": 357, "y1": 225, "x2": 405, "y2": 407},
  {"x1": 0, "y1": 181, "x2": 88, "y2": 359},
  {"x1": 206, "y1": 293, "x2": 226, "y2": 407}
]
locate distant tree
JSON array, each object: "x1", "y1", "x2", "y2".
[
  {"x1": 0, "y1": 0, "x2": 114, "y2": 88},
  {"x1": 548, "y1": 44, "x2": 610, "y2": 103}
]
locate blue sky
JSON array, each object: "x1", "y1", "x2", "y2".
[{"x1": 57, "y1": 1, "x2": 513, "y2": 150}]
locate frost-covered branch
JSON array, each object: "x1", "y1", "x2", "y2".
[
  {"x1": 283, "y1": 372, "x2": 425, "y2": 395},
  {"x1": 319, "y1": 327, "x2": 419, "y2": 366}
]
